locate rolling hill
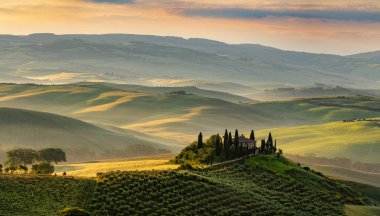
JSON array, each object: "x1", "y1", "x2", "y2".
[
  {"x1": 255, "y1": 120, "x2": 380, "y2": 163},
  {"x1": 311, "y1": 165, "x2": 380, "y2": 188},
  {"x1": 0, "y1": 108, "x2": 172, "y2": 162},
  {"x1": 252, "y1": 85, "x2": 380, "y2": 101},
  {"x1": 0, "y1": 83, "x2": 380, "y2": 145},
  {"x1": 0, "y1": 34, "x2": 380, "y2": 90}
]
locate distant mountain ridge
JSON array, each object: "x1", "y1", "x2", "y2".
[{"x1": 0, "y1": 33, "x2": 379, "y2": 90}]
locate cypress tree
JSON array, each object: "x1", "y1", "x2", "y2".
[
  {"x1": 215, "y1": 134, "x2": 222, "y2": 157},
  {"x1": 260, "y1": 139, "x2": 265, "y2": 153},
  {"x1": 223, "y1": 129, "x2": 228, "y2": 158},
  {"x1": 197, "y1": 132, "x2": 203, "y2": 149},
  {"x1": 228, "y1": 132, "x2": 233, "y2": 159},
  {"x1": 274, "y1": 139, "x2": 277, "y2": 153},
  {"x1": 250, "y1": 130, "x2": 255, "y2": 141},
  {"x1": 267, "y1": 132, "x2": 273, "y2": 153},
  {"x1": 234, "y1": 129, "x2": 239, "y2": 157}
]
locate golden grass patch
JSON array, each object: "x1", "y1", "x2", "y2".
[{"x1": 56, "y1": 154, "x2": 179, "y2": 177}]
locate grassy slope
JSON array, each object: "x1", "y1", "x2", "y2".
[
  {"x1": 0, "y1": 107, "x2": 168, "y2": 162},
  {"x1": 311, "y1": 165, "x2": 380, "y2": 187},
  {"x1": 256, "y1": 120, "x2": 380, "y2": 163},
  {"x1": 88, "y1": 155, "x2": 371, "y2": 216},
  {"x1": 100, "y1": 82, "x2": 255, "y2": 103},
  {"x1": 0, "y1": 175, "x2": 95, "y2": 216}
]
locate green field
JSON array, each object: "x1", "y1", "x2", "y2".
[
  {"x1": 0, "y1": 175, "x2": 95, "y2": 216},
  {"x1": 256, "y1": 120, "x2": 380, "y2": 163}
]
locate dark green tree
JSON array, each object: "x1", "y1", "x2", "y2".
[
  {"x1": 215, "y1": 134, "x2": 222, "y2": 157},
  {"x1": 227, "y1": 132, "x2": 233, "y2": 159},
  {"x1": 267, "y1": 132, "x2": 273, "y2": 152},
  {"x1": 38, "y1": 148, "x2": 67, "y2": 164},
  {"x1": 250, "y1": 130, "x2": 255, "y2": 141},
  {"x1": 6, "y1": 148, "x2": 38, "y2": 166},
  {"x1": 260, "y1": 139, "x2": 265, "y2": 153},
  {"x1": 32, "y1": 162, "x2": 55, "y2": 175},
  {"x1": 233, "y1": 129, "x2": 239, "y2": 157},
  {"x1": 222, "y1": 129, "x2": 228, "y2": 160},
  {"x1": 274, "y1": 139, "x2": 277, "y2": 153},
  {"x1": 197, "y1": 132, "x2": 203, "y2": 149}
]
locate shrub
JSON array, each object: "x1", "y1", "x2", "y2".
[{"x1": 32, "y1": 162, "x2": 55, "y2": 175}]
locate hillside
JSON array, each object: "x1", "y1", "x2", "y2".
[
  {"x1": 252, "y1": 85, "x2": 380, "y2": 101},
  {"x1": 349, "y1": 50, "x2": 380, "y2": 63},
  {"x1": 311, "y1": 165, "x2": 380, "y2": 188},
  {"x1": 0, "y1": 108, "x2": 172, "y2": 162},
  {"x1": 99, "y1": 83, "x2": 254, "y2": 103},
  {"x1": 0, "y1": 83, "x2": 379, "y2": 151},
  {"x1": 88, "y1": 155, "x2": 371, "y2": 215},
  {"x1": 256, "y1": 120, "x2": 380, "y2": 163},
  {"x1": 1, "y1": 154, "x2": 374, "y2": 216},
  {"x1": 0, "y1": 34, "x2": 379, "y2": 89}
]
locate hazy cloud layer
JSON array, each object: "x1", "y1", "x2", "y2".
[
  {"x1": 181, "y1": 8, "x2": 380, "y2": 22},
  {"x1": 88, "y1": 0, "x2": 135, "y2": 3}
]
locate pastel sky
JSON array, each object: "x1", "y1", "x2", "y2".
[{"x1": 1, "y1": 0, "x2": 380, "y2": 55}]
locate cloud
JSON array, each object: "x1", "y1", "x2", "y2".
[
  {"x1": 87, "y1": 0, "x2": 135, "y2": 3},
  {"x1": 181, "y1": 8, "x2": 380, "y2": 22}
]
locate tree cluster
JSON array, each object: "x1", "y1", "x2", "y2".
[
  {"x1": 175, "y1": 129, "x2": 279, "y2": 165},
  {"x1": 259, "y1": 132, "x2": 277, "y2": 154},
  {"x1": 1, "y1": 148, "x2": 66, "y2": 175}
]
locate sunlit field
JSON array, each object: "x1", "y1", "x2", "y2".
[
  {"x1": 256, "y1": 120, "x2": 380, "y2": 163},
  {"x1": 55, "y1": 154, "x2": 179, "y2": 177}
]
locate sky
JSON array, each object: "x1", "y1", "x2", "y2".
[{"x1": 1, "y1": 0, "x2": 380, "y2": 55}]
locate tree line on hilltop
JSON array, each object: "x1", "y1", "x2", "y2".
[{"x1": 175, "y1": 129, "x2": 282, "y2": 165}]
